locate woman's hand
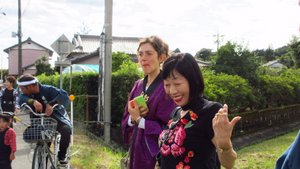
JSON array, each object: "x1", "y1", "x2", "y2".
[
  {"x1": 128, "y1": 100, "x2": 141, "y2": 123},
  {"x1": 212, "y1": 104, "x2": 241, "y2": 150},
  {"x1": 139, "y1": 106, "x2": 149, "y2": 117}
]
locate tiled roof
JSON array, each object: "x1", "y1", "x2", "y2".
[
  {"x1": 195, "y1": 58, "x2": 211, "y2": 67},
  {"x1": 262, "y1": 60, "x2": 286, "y2": 68},
  {"x1": 3, "y1": 37, "x2": 53, "y2": 56},
  {"x1": 72, "y1": 34, "x2": 140, "y2": 55}
]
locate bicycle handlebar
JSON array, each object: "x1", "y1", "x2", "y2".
[{"x1": 20, "y1": 103, "x2": 59, "y2": 117}]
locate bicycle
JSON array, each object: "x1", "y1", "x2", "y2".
[{"x1": 20, "y1": 103, "x2": 71, "y2": 169}]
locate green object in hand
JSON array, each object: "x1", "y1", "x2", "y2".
[{"x1": 134, "y1": 95, "x2": 148, "y2": 108}]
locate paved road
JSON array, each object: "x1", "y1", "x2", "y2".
[{"x1": 12, "y1": 114, "x2": 32, "y2": 169}]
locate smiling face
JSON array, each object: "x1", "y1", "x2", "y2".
[
  {"x1": 164, "y1": 70, "x2": 190, "y2": 106},
  {"x1": 138, "y1": 43, "x2": 163, "y2": 75}
]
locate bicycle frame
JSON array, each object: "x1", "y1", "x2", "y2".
[{"x1": 20, "y1": 103, "x2": 62, "y2": 169}]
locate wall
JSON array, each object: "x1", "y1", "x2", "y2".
[{"x1": 8, "y1": 43, "x2": 50, "y2": 75}]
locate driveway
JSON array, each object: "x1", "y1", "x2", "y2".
[{"x1": 12, "y1": 114, "x2": 32, "y2": 169}]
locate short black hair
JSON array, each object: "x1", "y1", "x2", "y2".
[
  {"x1": 18, "y1": 74, "x2": 35, "y2": 82},
  {"x1": 162, "y1": 53, "x2": 204, "y2": 102},
  {"x1": 0, "y1": 114, "x2": 11, "y2": 123}
]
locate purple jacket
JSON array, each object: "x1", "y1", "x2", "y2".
[{"x1": 121, "y1": 79, "x2": 176, "y2": 169}]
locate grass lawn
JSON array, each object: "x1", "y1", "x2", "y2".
[
  {"x1": 234, "y1": 130, "x2": 299, "y2": 169},
  {"x1": 70, "y1": 130, "x2": 126, "y2": 169},
  {"x1": 70, "y1": 129, "x2": 299, "y2": 169}
]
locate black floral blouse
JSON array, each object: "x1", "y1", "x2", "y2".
[{"x1": 159, "y1": 99, "x2": 222, "y2": 169}]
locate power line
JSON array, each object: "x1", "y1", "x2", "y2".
[{"x1": 0, "y1": 0, "x2": 31, "y2": 35}]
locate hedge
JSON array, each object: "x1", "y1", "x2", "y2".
[
  {"x1": 203, "y1": 70, "x2": 256, "y2": 113},
  {"x1": 37, "y1": 72, "x2": 99, "y2": 121},
  {"x1": 37, "y1": 62, "x2": 142, "y2": 124},
  {"x1": 37, "y1": 66, "x2": 300, "y2": 125}
]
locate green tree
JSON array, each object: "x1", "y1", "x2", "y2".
[
  {"x1": 264, "y1": 46, "x2": 275, "y2": 62},
  {"x1": 212, "y1": 41, "x2": 259, "y2": 84},
  {"x1": 195, "y1": 48, "x2": 212, "y2": 61},
  {"x1": 112, "y1": 52, "x2": 132, "y2": 72},
  {"x1": 274, "y1": 45, "x2": 288, "y2": 57},
  {"x1": 203, "y1": 70, "x2": 256, "y2": 112},
  {"x1": 288, "y1": 36, "x2": 300, "y2": 68},
  {"x1": 277, "y1": 54, "x2": 294, "y2": 68},
  {"x1": 35, "y1": 56, "x2": 54, "y2": 76}
]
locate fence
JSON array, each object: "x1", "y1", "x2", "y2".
[
  {"x1": 73, "y1": 95, "x2": 99, "y2": 123},
  {"x1": 232, "y1": 104, "x2": 300, "y2": 137}
]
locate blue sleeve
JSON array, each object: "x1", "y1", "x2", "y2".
[
  {"x1": 275, "y1": 130, "x2": 300, "y2": 169},
  {"x1": 44, "y1": 85, "x2": 69, "y2": 108},
  {"x1": 18, "y1": 93, "x2": 30, "y2": 106}
]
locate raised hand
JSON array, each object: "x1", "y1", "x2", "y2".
[{"x1": 212, "y1": 104, "x2": 241, "y2": 150}]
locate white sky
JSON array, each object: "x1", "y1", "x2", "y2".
[{"x1": 0, "y1": 0, "x2": 299, "y2": 69}]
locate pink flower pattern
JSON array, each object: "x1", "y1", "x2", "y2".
[{"x1": 159, "y1": 110, "x2": 198, "y2": 168}]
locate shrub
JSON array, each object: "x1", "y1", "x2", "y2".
[
  {"x1": 281, "y1": 69, "x2": 300, "y2": 103},
  {"x1": 111, "y1": 62, "x2": 143, "y2": 125},
  {"x1": 257, "y1": 75, "x2": 294, "y2": 108},
  {"x1": 203, "y1": 70, "x2": 256, "y2": 113},
  {"x1": 37, "y1": 72, "x2": 98, "y2": 121},
  {"x1": 37, "y1": 61, "x2": 142, "y2": 124}
]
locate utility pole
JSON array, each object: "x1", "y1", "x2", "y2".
[
  {"x1": 98, "y1": 32, "x2": 105, "y2": 125},
  {"x1": 213, "y1": 32, "x2": 224, "y2": 51},
  {"x1": 103, "y1": 0, "x2": 113, "y2": 143},
  {"x1": 18, "y1": 0, "x2": 22, "y2": 76}
]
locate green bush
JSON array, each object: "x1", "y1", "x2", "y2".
[
  {"x1": 112, "y1": 52, "x2": 132, "y2": 72},
  {"x1": 257, "y1": 75, "x2": 294, "y2": 108},
  {"x1": 36, "y1": 62, "x2": 299, "y2": 124},
  {"x1": 37, "y1": 60, "x2": 142, "y2": 124},
  {"x1": 37, "y1": 72, "x2": 99, "y2": 121},
  {"x1": 111, "y1": 62, "x2": 143, "y2": 125},
  {"x1": 280, "y1": 69, "x2": 300, "y2": 103},
  {"x1": 203, "y1": 70, "x2": 256, "y2": 113}
]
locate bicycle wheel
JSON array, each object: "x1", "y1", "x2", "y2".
[
  {"x1": 65, "y1": 146, "x2": 71, "y2": 169},
  {"x1": 53, "y1": 133, "x2": 61, "y2": 167},
  {"x1": 32, "y1": 145, "x2": 46, "y2": 169}
]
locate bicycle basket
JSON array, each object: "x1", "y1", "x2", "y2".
[{"x1": 23, "y1": 118, "x2": 57, "y2": 143}]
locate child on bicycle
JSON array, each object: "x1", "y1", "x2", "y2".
[{"x1": 0, "y1": 113, "x2": 16, "y2": 169}]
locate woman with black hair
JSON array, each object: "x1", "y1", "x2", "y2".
[{"x1": 159, "y1": 53, "x2": 241, "y2": 169}]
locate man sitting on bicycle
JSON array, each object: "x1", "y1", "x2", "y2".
[{"x1": 17, "y1": 74, "x2": 72, "y2": 165}]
